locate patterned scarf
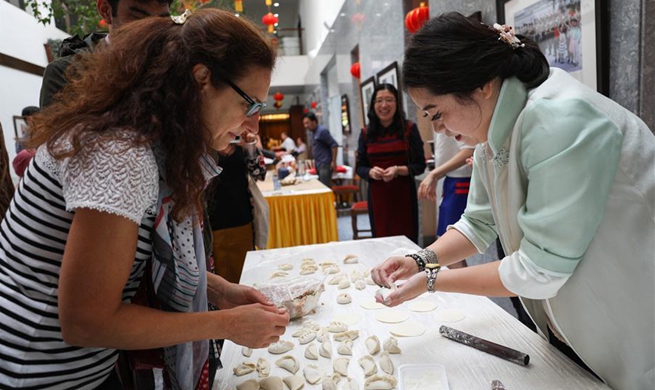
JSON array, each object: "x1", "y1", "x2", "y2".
[{"x1": 151, "y1": 149, "x2": 221, "y2": 390}]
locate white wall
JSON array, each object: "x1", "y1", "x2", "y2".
[
  {"x1": 271, "y1": 55, "x2": 310, "y2": 87},
  {"x1": 0, "y1": 1, "x2": 69, "y2": 182},
  {"x1": 299, "y1": 0, "x2": 346, "y2": 58}
]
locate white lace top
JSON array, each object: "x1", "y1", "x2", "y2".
[{"x1": 0, "y1": 137, "x2": 159, "y2": 389}]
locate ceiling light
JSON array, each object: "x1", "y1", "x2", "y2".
[
  {"x1": 274, "y1": 23, "x2": 278, "y2": 26},
  {"x1": 235, "y1": 13, "x2": 240, "y2": 17},
  {"x1": 273, "y1": 2, "x2": 279, "y2": 7},
  {"x1": 274, "y1": 13, "x2": 279, "y2": 17},
  {"x1": 340, "y1": 13, "x2": 346, "y2": 17}
]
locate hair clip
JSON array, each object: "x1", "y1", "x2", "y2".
[
  {"x1": 492, "y1": 23, "x2": 525, "y2": 49},
  {"x1": 171, "y1": 9, "x2": 192, "y2": 25}
]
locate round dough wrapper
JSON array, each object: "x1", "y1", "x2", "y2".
[
  {"x1": 375, "y1": 309, "x2": 409, "y2": 324},
  {"x1": 390, "y1": 320, "x2": 426, "y2": 337},
  {"x1": 435, "y1": 309, "x2": 467, "y2": 323},
  {"x1": 359, "y1": 300, "x2": 387, "y2": 310},
  {"x1": 333, "y1": 312, "x2": 363, "y2": 326},
  {"x1": 408, "y1": 300, "x2": 438, "y2": 312}
]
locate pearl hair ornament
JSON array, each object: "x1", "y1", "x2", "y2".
[{"x1": 492, "y1": 23, "x2": 525, "y2": 49}]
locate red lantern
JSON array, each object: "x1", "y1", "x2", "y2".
[
  {"x1": 405, "y1": 2, "x2": 429, "y2": 33},
  {"x1": 351, "y1": 13, "x2": 365, "y2": 27},
  {"x1": 273, "y1": 92, "x2": 284, "y2": 101},
  {"x1": 350, "y1": 62, "x2": 361, "y2": 79},
  {"x1": 98, "y1": 19, "x2": 108, "y2": 29},
  {"x1": 262, "y1": 12, "x2": 278, "y2": 33},
  {"x1": 310, "y1": 101, "x2": 318, "y2": 109},
  {"x1": 303, "y1": 108, "x2": 309, "y2": 114}
]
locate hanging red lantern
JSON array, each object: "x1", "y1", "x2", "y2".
[
  {"x1": 303, "y1": 108, "x2": 309, "y2": 114},
  {"x1": 273, "y1": 92, "x2": 284, "y2": 101},
  {"x1": 311, "y1": 101, "x2": 318, "y2": 109},
  {"x1": 98, "y1": 19, "x2": 108, "y2": 29},
  {"x1": 405, "y1": 2, "x2": 429, "y2": 33},
  {"x1": 262, "y1": 12, "x2": 278, "y2": 34},
  {"x1": 351, "y1": 12, "x2": 365, "y2": 28},
  {"x1": 350, "y1": 62, "x2": 361, "y2": 79}
]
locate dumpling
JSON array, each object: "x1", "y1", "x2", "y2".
[
  {"x1": 383, "y1": 337, "x2": 401, "y2": 354},
  {"x1": 337, "y1": 293, "x2": 352, "y2": 304},
  {"x1": 242, "y1": 346, "x2": 253, "y2": 357},
  {"x1": 379, "y1": 351, "x2": 393, "y2": 375},
  {"x1": 337, "y1": 340, "x2": 353, "y2": 356},
  {"x1": 365, "y1": 335, "x2": 381, "y2": 355},
  {"x1": 364, "y1": 375, "x2": 397, "y2": 390},
  {"x1": 256, "y1": 357, "x2": 270, "y2": 377},
  {"x1": 268, "y1": 340, "x2": 294, "y2": 354},
  {"x1": 270, "y1": 271, "x2": 288, "y2": 279},
  {"x1": 283, "y1": 375, "x2": 305, "y2": 390},
  {"x1": 337, "y1": 377, "x2": 359, "y2": 390},
  {"x1": 355, "y1": 279, "x2": 366, "y2": 290},
  {"x1": 275, "y1": 355, "x2": 299, "y2": 374},
  {"x1": 319, "y1": 340, "x2": 332, "y2": 358},
  {"x1": 305, "y1": 343, "x2": 319, "y2": 360},
  {"x1": 259, "y1": 376, "x2": 284, "y2": 390},
  {"x1": 333, "y1": 357, "x2": 350, "y2": 376},
  {"x1": 236, "y1": 379, "x2": 260, "y2": 390},
  {"x1": 303, "y1": 364, "x2": 325, "y2": 385},
  {"x1": 233, "y1": 362, "x2": 256, "y2": 376},
  {"x1": 317, "y1": 328, "x2": 330, "y2": 342},
  {"x1": 334, "y1": 330, "x2": 359, "y2": 342},
  {"x1": 299, "y1": 331, "x2": 316, "y2": 345},
  {"x1": 278, "y1": 263, "x2": 293, "y2": 271},
  {"x1": 328, "y1": 273, "x2": 347, "y2": 285},
  {"x1": 327, "y1": 322, "x2": 348, "y2": 333},
  {"x1": 343, "y1": 254, "x2": 359, "y2": 264},
  {"x1": 358, "y1": 355, "x2": 377, "y2": 377},
  {"x1": 338, "y1": 278, "x2": 351, "y2": 290}
]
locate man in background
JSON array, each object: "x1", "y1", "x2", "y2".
[
  {"x1": 303, "y1": 112, "x2": 337, "y2": 187},
  {"x1": 279, "y1": 131, "x2": 296, "y2": 153}
]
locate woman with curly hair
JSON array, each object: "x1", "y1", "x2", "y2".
[{"x1": 0, "y1": 9, "x2": 289, "y2": 389}]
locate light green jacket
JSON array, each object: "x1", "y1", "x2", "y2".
[{"x1": 452, "y1": 68, "x2": 654, "y2": 390}]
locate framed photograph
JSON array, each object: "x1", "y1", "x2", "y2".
[
  {"x1": 13, "y1": 116, "x2": 28, "y2": 140},
  {"x1": 376, "y1": 61, "x2": 399, "y2": 89},
  {"x1": 497, "y1": 0, "x2": 608, "y2": 95},
  {"x1": 359, "y1": 76, "x2": 376, "y2": 126},
  {"x1": 340, "y1": 94, "x2": 352, "y2": 134}
]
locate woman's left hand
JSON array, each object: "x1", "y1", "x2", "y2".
[
  {"x1": 380, "y1": 272, "x2": 428, "y2": 307},
  {"x1": 212, "y1": 277, "x2": 274, "y2": 309}
]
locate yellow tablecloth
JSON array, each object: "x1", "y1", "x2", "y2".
[{"x1": 257, "y1": 177, "x2": 338, "y2": 249}]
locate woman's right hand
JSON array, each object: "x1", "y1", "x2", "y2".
[
  {"x1": 226, "y1": 303, "x2": 289, "y2": 349},
  {"x1": 371, "y1": 255, "x2": 419, "y2": 287},
  {"x1": 418, "y1": 170, "x2": 441, "y2": 201},
  {"x1": 369, "y1": 166, "x2": 385, "y2": 180}
]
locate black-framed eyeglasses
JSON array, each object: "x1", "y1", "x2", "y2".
[{"x1": 223, "y1": 78, "x2": 266, "y2": 117}]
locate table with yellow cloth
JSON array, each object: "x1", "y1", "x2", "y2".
[{"x1": 257, "y1": 175, "x2": 338, "y2": 249}]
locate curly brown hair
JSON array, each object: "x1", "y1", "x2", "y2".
[{"x1": 29, "y1": 9, "x2": 276, "y2": 220}]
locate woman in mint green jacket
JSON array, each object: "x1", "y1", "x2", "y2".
[{"x1": 372, "y1": 12, "x2": 654, "y2": 390}]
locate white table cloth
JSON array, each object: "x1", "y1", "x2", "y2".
[{"x1": 213, "y1": 236, "x2": 610, "y2": 390}]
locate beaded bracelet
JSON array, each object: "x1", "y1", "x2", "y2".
[{"x1": 405, "y1": 253, "x2": 426, "y2": 272}]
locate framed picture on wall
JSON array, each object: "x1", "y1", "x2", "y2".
[
  {"x1": 360, "y1": 76, "x2": 376, "y2": 126},
  {"x1": 376, "y1": 61, "x2": 399, "y2": 89},
  {"x1": 497, "y1": 0, "x2": 608, "y2": 95},
  {"x1": 340, "y1": 95, "x2": 352, "y2": 134}
]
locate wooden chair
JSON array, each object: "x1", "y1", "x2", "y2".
[
  {"x1": 351, "y1": 201, "x2": 372, "y2": 240},
  {"x1": 332, "y1": 154, "x2": 362, "y2": 209}
]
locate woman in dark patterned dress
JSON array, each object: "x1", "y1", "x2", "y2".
[{"x1": 356, "y1": 83, "x2": 425, "y2": 243}]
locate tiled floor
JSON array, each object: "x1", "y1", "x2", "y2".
[{"x1": 336, "y1": 212, "x2": 520, "y2": 320}]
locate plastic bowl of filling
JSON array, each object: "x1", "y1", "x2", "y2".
[
  {"x1": 398, "y1": 364, "x2": 449, "y2": 390},
  {"x1": 255, "y1": 276, "x2": 325, "y2": 320}
]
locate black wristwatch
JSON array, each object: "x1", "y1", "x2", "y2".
[{"x1": 425, "y1": 263, "x2": 441, "y2": 293}]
